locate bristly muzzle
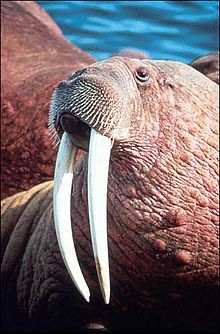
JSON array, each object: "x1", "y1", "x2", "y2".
[{"x1": 48, "y1": 75, "x2": 130, "y2": 142}]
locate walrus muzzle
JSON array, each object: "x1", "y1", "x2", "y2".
[{"x1": 51, "y1": 80, "x2": 115, "y2": 303}]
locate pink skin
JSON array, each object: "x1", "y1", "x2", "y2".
[
  {"x1": 1, "y1": 1, "x2": 219, "y2": 332},
  {"x1": 2, "y1": 2, "x2": 218, "y2": 201},
  {"x1": 64, "y1": 58, "x2": 218, "y2": 311},
  {"x1": 1, "y1": 1, "x2": 95, "y2": 200},
  {"x1": 2, "y1": 57, "x2": 218, "y2": 331},
  {"x1": 190, "y1": 52, "x2": 219, "y2": 84}
]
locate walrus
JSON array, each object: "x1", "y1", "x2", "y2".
[
  {"x1": 1, "y1": 0, "x2": 95, "y2": 200},
  {"x1": 1, "y1": 1, "x2": 218, "y2": 202},
  {"x1": 190, "y1": 51, "x2": 219, "y2": 84},
  {"x1": 2, "y1": 56, "x2": 218, "y2": 331}
]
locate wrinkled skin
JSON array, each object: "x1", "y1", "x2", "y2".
[
  {"x1": 1, "y1": 1, "x2": 219, "y2": 332},
  {"x1": 1, "y1": 56, "x2": 219, "y2": 332},
  {"x1": 1, "y1": 1, "x2": 218, "y2": 201},
  {"x1": 1, "y1": 0, "x2": 95, "y2": 200}
]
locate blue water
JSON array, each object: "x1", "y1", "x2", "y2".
[{"x1": 37, "y1": 1, "x2": 219, "y2": 63}]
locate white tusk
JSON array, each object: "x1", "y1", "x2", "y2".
[
  {"x1": 88, "y1": 128, "x2": 111, "y2": 304},
  {"x1": 53, "y1": 131, "x2": 90, "y2": 302}
]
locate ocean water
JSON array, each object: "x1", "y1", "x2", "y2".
[{"x1": 37, "y1": 1, "x2": 219, "y2": 63}]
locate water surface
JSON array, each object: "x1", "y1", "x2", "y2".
[{"x1": 38, "y1": 1, "x2": 219, "y2": 62}]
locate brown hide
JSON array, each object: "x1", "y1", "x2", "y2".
[{"x1": 1, "y1": 0, "x2": 95, "y2": 199}]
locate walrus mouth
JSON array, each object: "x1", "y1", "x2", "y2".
[
  {"x1": 49, "y1": 59, "x2": 139, "y2": 304},
  {"x1": 49, "y1": 73, "x2": 120, "y2": 304}
]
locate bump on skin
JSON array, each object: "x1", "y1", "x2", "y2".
[
  {"x1": 180, "y1": 151, "x2": 194, "y2": 163},
  {"x1": 197, "y1": 195, "x2": 209, "y2": 207},
  {"x1": 146, "y1": 234, "x2": 167, "y2": 253},
  {"x1": 151, "y1": 238, "x2": 167, "y2": 252},
  {"x1": 174, "y1": 250, "x2": 192, "y2": 266},
  {"x1": 164, "y1": 208, "x2": 189, "y2": 226}
]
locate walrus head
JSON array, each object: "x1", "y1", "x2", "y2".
[
  {"x1": 49, "y1": 57, "x2": 156, "y2": 146},
  {"x1": 48, "y1": 57, "x2": 218, "y2": 304},
  {"x1": 48, "y1": 57, "x2": 158, "y2": 303}
]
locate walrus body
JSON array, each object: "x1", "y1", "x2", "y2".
[
  {"x1": 2, "y1": 55, "x2": 219, "y2": 331},
  {"x1": 1, "y1": 0, "x2": 95, "y2": 199},
  {"x1": 190, "y1": 52, "x2": 219, "y2": 84}
]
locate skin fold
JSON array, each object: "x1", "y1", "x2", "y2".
[{"x1": 1, "y1": 1, "x2": 219, "y2": 332}]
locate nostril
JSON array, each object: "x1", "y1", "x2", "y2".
[{"x1": 67, "y1": 68, "x2": 87, "y2": 81}]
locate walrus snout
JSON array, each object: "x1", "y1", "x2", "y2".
[
  {"x1": 49, "y1": 58, "x2": 144, "y2": 144},
  {"x1": 53, "y1": 74, "x2": 124, "y2": 140}
]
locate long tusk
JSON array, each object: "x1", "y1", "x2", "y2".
[
  {"x1": 53, "y1": 132, "x2": 90, "y2": 302},
  {"x1": 88, "y1": 128, "x2": 111, "y2": 304}
]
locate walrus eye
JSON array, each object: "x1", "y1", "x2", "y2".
[{"x1": 135, "y1": 67, "x2": 150, "y2": 83}]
